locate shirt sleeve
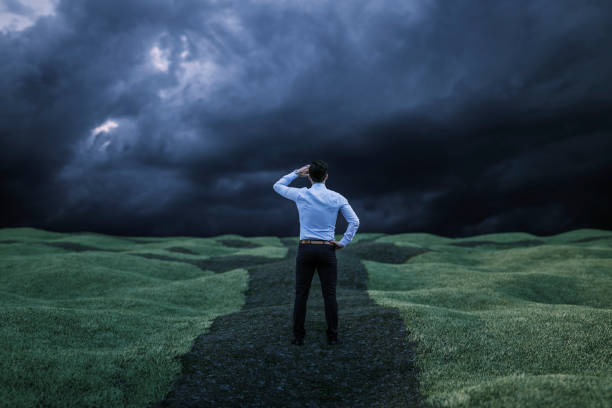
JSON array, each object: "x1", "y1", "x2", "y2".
[
  {"x1": 338, "y1": 197, "x2": 360, "y2": 247},
  {"x1": 273, "y1": 169, "x2": 304, "y2": 202}
]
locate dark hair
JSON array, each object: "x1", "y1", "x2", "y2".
[{"x1": 309, "y1": 160, "x2": 328, "y2": 182}]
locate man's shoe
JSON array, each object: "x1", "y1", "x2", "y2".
[
  {"x1": 327, "y1": 338, "x2": 341, "y2": 345},
  {"x1": 291, "y1": 337, "x2": 304, "y2": 346}
]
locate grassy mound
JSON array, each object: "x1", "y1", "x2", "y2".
[
  {"x1": 0, "y1": 227, "x2": 286, "y2": 407},
  {"x1": 367, "y1": 228, "x2": 612, "y2": 407},
  {"x1": 1, "y1": 227, "x2": 610, "y2": 407}
]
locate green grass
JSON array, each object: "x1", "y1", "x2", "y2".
[
  {"x1": 367, "y1": 228, "x2": 612, "y2": 407},
  {"x1": 1, "y1": 227, "x2": 611, "y2": 407},
  {"x1": 0, "y1": 227, "x2": 287, "y2": 408}
]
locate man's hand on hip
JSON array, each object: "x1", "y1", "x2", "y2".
[{"x1": 331, "y1": 240, "x2": 344, "y2": 250}]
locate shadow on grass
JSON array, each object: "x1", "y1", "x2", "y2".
[
  {"x1": 217, "y1": 239, "x2": 263, "y2": 248},
  {"x1": 571, "y1": 235, "x2": 612, "y2": 243},
  {"x1": 449, "y1": 239, "x2": 544, "y2": 249},
  {"x1": 356, "y1": 242, "x2": 430, "y2": 264},
  {"x1": 149, "y1": 238, "x2": 426, "y2": 408},
  {"x1": 166, "y1": 247, "x2": 199, "y2": 255},
  {"x1": 132, "y1": 253, "x2": 279, "y2": 273},
  {"x1": 41, "y1": 242, "x2": 123, "y2": 252}
]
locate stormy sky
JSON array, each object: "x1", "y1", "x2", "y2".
[{"x1": 1, "y1": 0, "x2": 611, "y2": 238}]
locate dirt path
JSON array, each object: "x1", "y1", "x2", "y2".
[{"x1": 148, "y1": 237, "x2": 425, "y2": 407}]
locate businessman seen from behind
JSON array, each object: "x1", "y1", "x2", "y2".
[{"x1": 273, "y1": 160, "x2": 360, "y2": 346}]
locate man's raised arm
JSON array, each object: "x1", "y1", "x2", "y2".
[
  {"x1": 338, "y1": 197, "x2": 360, "y2": 247},
  {"x1": 273, "y1": 169, "x2": 303, "y2": 202}
]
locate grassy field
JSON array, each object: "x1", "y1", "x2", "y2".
[
  {"x1": 368, "y1": 229, "x2": 612, "y2": 407},
  {"x1": 0, "y1": 227, "x2": 611, "y2": 407},
  {"x1": 0, "y1": 228, "x2": 284, "y2": 407}
]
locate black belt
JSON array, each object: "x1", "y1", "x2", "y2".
[{"x1": 299, "y1": 239, "x2": 334, "y2": 245}]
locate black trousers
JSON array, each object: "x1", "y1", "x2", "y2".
[{"x1": 293, "y1": 242, "x2": 338, "y2": 341}]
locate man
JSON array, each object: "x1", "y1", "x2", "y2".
[{"x1": 273, "y1": 160, "x2": 360, "y2": 346}]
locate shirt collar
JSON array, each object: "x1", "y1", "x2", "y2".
[{"x1": 311, "y1": 182, "x2": 326, "y2": 189}]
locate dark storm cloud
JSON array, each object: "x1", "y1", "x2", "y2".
[{"x1": 1, "y1": 0, "x2": 611, "y2": 238}]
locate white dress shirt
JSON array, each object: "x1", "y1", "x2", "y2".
[{"x1": 273, "y1": 169, "x2": 360, "y2": 247}]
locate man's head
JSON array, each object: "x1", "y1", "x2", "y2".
[{"x1": 308, "y1": 160, "x2": 328, "y2": 184}]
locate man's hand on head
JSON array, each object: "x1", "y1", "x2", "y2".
[{"x1": 297, "y1": 164, "x2": 310, "y2": 177}]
